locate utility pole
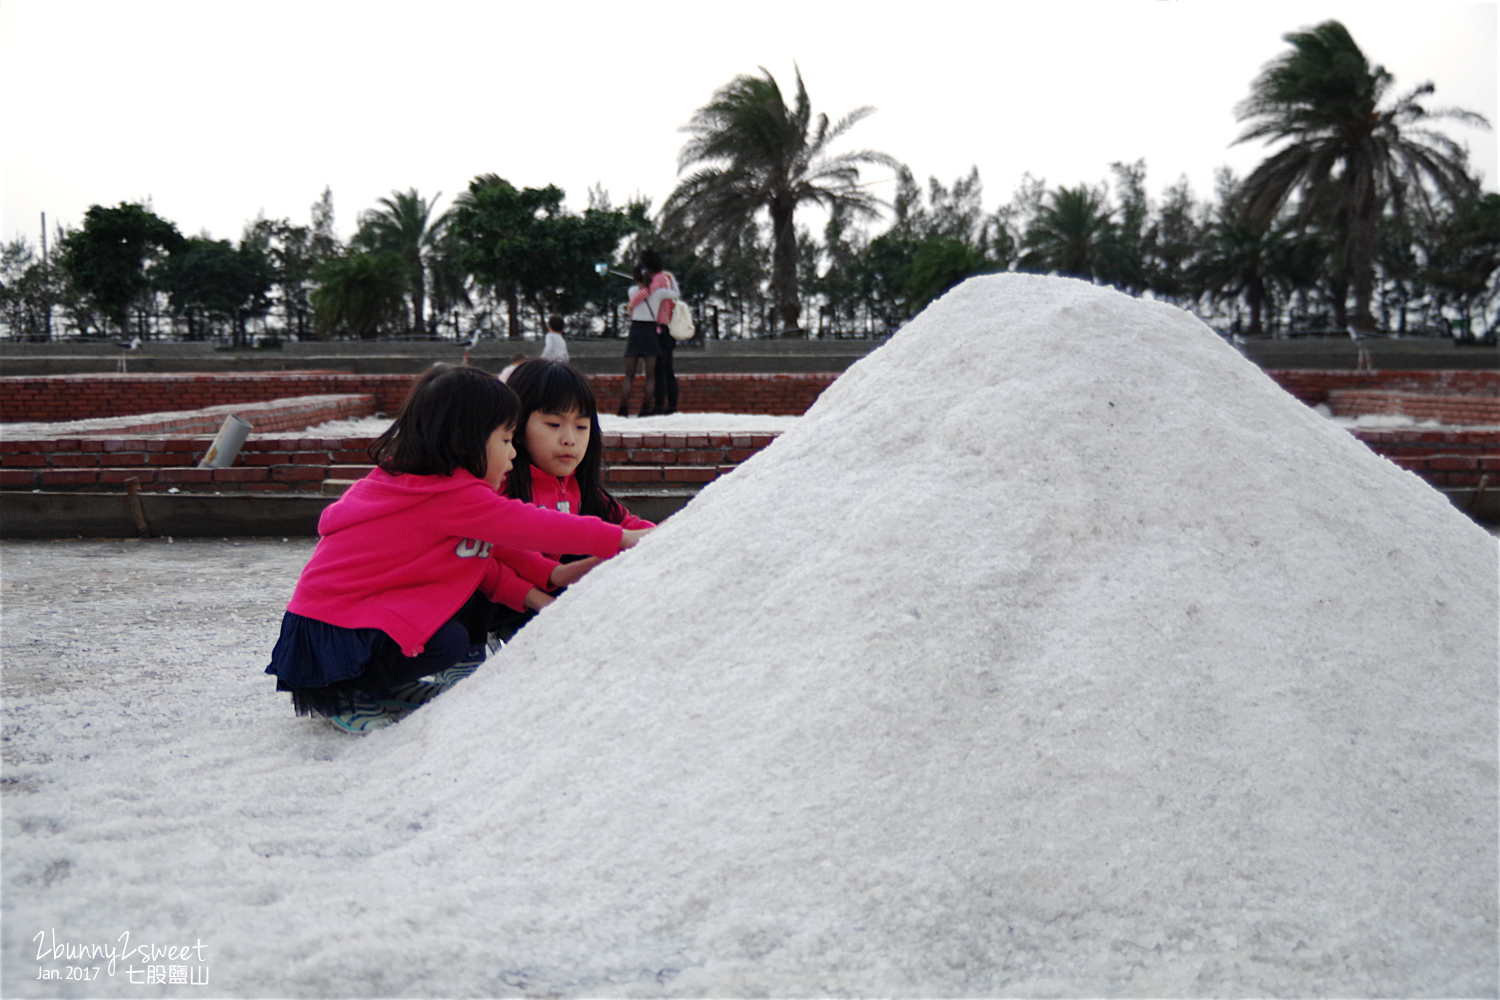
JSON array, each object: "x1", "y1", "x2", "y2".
[{"x1": 41, "y1": 212, "x2": 53, "y2": 340}]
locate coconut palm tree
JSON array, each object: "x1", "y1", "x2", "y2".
[
  {"x1": 1233, "y1": 20, "x2": 1488, "y2": 335},
  {"x1": 1018, "y1": 185, "x2": 1115, "y2": 281},
  {"x1": 310, "y1": 252, "x2": 408, "y2": 340},
  {"x1": 355, "y1": 188, "x2": 445, "y2": 335},
  {"x1": 663, "y1": 66, "x2": 897, "y2": 334}
]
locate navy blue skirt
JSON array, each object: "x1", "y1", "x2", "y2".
[
  {"x1": 265, "y1": 611, "x2": 470, "y2": 718},
  {"x1": 265, "y1": 612, "x2": 393, "y2": 717}
]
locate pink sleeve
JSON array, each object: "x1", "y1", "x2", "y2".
[
  {"x1": 629, "y1": 273, "x2": 673, "y2": 316},
  {"x1": 491, "y1": 545, "x2": 560, "y2": 588},
  {"x1": 448, "y1": 482, "x2": 624, "y2": 557},
  {"x1": 619, "y1": 508, "x2": 655, "y2": 531},
  {"x1": 485, "y1": 561, "x2": 540, "y2": 612}
]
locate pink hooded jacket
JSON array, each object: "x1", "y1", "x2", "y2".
[
  {"x1": 488, "y1": 465, "x2": 655, "y2": 611},
  {"x1": 287, "y1": 468, "x2": 623, "y2": 655}
]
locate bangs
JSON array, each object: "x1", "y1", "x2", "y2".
[{"x1": 509, "y1": 361, "x2": 599, "y2": 418}]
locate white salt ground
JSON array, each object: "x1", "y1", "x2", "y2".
[{"x1": 3, "y1": 274, "x2": 1496, "y2": 998}]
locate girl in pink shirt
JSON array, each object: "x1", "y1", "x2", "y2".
[
  {"x1": 463, "y1": 360, "x2": 654, "y2": 643},
  {"x1": 265, "y1": 365, "x2": 650, "y2": 733}
]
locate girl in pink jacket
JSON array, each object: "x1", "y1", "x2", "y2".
[
  {"x1": 265, "y1": 365, "x2": 649, "y2": 733},
  {"x1": 462, "y1": 360, "x2": 654, "y2": 644}
]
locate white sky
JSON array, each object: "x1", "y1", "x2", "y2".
[{"x1": 2, "y1": 0, "x2": 1495, "y2": 248}]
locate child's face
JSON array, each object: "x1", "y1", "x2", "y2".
[
  {"x1": 483, "y1": 424, "x2": 517, "y2": 490},
  {"x1": 525, "y1": 407, "x2": 591, "y2": 480}
]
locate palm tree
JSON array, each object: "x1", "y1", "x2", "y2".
[
  {"x1": 310, "y1": 252, "x2": 408, "y2": 340},
  {"x1": 1018, "y1": 185, "x2": 1114, "y2": 281},
  {"x1": 355, "y1": 188, "x2": 445, "y2": 335},
  {"x1": 1233, "y1": 20, "x2": 1488, "y2": 335},
  {"x1": 663, "y1": 66, "x2": 897, "y2": 334}
]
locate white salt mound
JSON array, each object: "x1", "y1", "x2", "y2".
[
  {"x1": 320, "y1": 274, "x2": 1497, "y2": 995},
  {"x1": 14, "y1": 274, "x2": 1491, "y2": 997}
]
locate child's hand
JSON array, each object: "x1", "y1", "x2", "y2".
[
  {"x1": 548, "y1": 557, "x2": 600, "y2": 590},
  {"x1": 524, "y1": 588, "x2": 556, "y2": 611},
  {"x1": 620, "y1": 528, "x2": 653, "y2": 550}
]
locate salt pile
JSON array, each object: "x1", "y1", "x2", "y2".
[{"x1": 6, "y1": 274, "x2": 1495, "y2": 997}]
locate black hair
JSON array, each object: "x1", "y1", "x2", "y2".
[
  {"x1": 504, "y1": 360, "x2": 630, "y2": 522},
  {"x1": 639, "y1": 248, "x2": 664, "y2": 274},
  {"x1": 546, "y1": 314, "x2": 565, "y2": 333},
  {"x1": 369, "y1": 364, "x2": 519, "y2": 480}
]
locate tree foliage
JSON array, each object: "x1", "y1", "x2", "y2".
[
  {"x1": 449, "y1": 175, "x2": 638, "y2": 337},
  {"x1": 58, "y1": 203, "x2": 185, "y2": 336},
  {"x1": 157, "y1": 237, "x2": 275, "y2": 343},
  {"x1": 1234, "y1": 19, "x2": 1489, "y2": 333},
  {"x1": 664, "y1": 66, "x2": 897, "y2": 333},
  {"x1": 310, "y1": 252, "x2": 409, "y2": 340},
  {"x1": 354, "y1": 188, "x2": 445, "y2": 335}
]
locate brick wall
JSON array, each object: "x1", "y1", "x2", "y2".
[
  {"x1": 592, "y1": 373, "x2": 836, "y2": 416},
  {"x1": 1326, "y1": 390, "x2": 1500, "y2": 426},
  {"x1": 0, "y1": 372, "x2": 415, "y2": 423},
  {"x1": 10, "y1": 369, "x2": 1488, "y2": 426},
  {"x1": 602, "y1": 432, "x2": 780, "y2": 488},
  {"x1": 1349, "y1": 428, "x2": 1499, "y2": 488},
  {"x1": 0, "y1": 372, "x2": 837, "y2": 423},
  {"x1": 1268, "y1": 370, "x2": 1498, "y2": 407}
]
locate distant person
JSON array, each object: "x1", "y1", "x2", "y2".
[
  {"x1": 458, "y1": 359, "x2": 655, "y2": 645},
  {"x1": 639, "y1": 250, "x2": 681, "y2": 415},
  {"x1": 499, "y1": 353, "x2": 528, "y2": 382},
  {"x1": 263, "y1": 365, "x2": 649, "y2": 733},
  {"x1": 541, "y1": 314, "x2": 570, "y2": 363},
  {"x1": 618, "y1": 250, "x2": 678, "y2": 416}
]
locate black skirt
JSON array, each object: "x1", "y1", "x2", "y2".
[{"x1": 625, "y1": 320, "x2": 662, "y2": 357}]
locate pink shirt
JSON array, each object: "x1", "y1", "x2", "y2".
[{"x1": 287, "y1": 468, "x2": 623, "y2": 655}]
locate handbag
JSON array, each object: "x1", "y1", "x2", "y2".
[
  {"x1": 654, "y1": 272, "x2": 695, "y2": 341},
  {"x1": 666, "y1": 298, "x2": 695, "y2": 341}
]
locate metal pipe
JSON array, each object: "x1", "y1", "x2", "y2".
[{"x1": 197, "y1": 415, "x2": 254, "y2": 469}]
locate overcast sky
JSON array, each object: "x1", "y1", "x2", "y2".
[{"x1": 2, "y1": 1, "x2": 1495, "y2": 248}]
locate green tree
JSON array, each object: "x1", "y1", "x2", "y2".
[
  {"x1": 57, "y1": 202, "x2": 185, "y2": 336},
  {"x1": 310, "y1": 252, "x2": 408, "y2": 340},
  {"x1": 1419, "y1": 192, "x2": 1500, "y2": 335},
  {"x1": 1147, "y1": 176, "x2": 1207, "y2": 305},
  {"x1": 355, "y1": 188, "x2": 445, "y2": 335},
  {"x1": 1234, "y1": 19, "x2": 1489, "y2": 334},
  {"x1": 664, "y1": 66, "x2": 897, "y2": 334},
  {"x1": 0, "y1": 238, "x2": 68, "y2": 340},
  {"x1": 449, "y1": 175, "x2": 636, "y2": 337},
  {"x1": 158, "y1": 237, "x2": 275, "y2": 344},
  {"x1": 1019, "y1": 184, "x2": 1114, "y2": 281}
]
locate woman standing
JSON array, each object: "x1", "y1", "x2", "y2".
[{"x1": 617, "y1": 250, "x2": 676, "y2": 417}]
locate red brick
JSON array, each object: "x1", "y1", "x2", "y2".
[
  {"x1": 158, "y1": 468, "x2": 214, "y2": 484},
  {"x1": 663, "y1": 466, "x2": 718, "y2": 483},
  {"x1": 1, "y1": 454, "x2": 48, "y2": 467},
  {"x1": 40, "y1": 470, "x2": 98, "y2": 485},
  {"x1": 0, "y1": 469, "x2": 39, "y2": 485},
  {"x1": 101, "y1": 469, "x2": 157, "y2": 484},
  {"x1": 50, "y1": 454, "x2": 100, "y2": 467},
  {"x1": 272, "y1": 466, "x2": 326, "y2": 482},
  {"x1": 607, "y1": 467, "x2": 662, "y2": 483},
  {"x1": 1429, "y1": 456, "x2": 1478, "y2": 471},
  {"x1": 212, "y1": 468, "x2": 270, "y2": 482}
]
